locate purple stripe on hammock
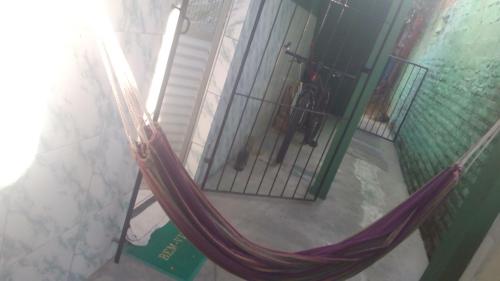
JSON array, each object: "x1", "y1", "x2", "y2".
[{"x1": 136, "y1": 125, "x2": 460, "y2": 280}]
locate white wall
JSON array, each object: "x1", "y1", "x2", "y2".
[
  {"x1": 185, "y1": 0, "x2": 253, "y2": 177},
  {"x1": 0, "y1": 0, "x2": 173, "y2": 280}
]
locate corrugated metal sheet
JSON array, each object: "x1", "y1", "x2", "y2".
[{"x1": 158, "y1": 35, "x2": 212, "y2": 158}]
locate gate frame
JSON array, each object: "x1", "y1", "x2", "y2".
[
  {"x1": 311, "y1": 0, "x2": 414, "y2": 199},
  {"x1": 199, "y1": 0, "x2": 332, "y2": 201},
  {"x1": 357, "y1": 55, "x2": 429, "y2": 142}
]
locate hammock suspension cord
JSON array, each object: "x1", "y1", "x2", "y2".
[{"x1": 456, "y1": 120, "x2": 500, "y2": 172}]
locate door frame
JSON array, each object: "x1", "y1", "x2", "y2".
[{"x1": 311, "y1": 0, "x2": 414, "y2": 199}]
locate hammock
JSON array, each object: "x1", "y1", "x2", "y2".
[{"x1": 98, "y1": 22, "x2": 500, "y2": 280}]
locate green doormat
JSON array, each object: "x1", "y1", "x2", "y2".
[{"x1": 126, "y1": 221, "x2": 206, "y2": 281}]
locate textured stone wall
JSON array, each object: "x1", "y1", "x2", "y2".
[{"x1": 396, "y1": 0, "x2": 500, "y2": 255}]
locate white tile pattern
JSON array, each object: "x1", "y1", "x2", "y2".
[
  {"x1": 0, "y1": 0, "x2": 169, "y2": 280},
  {"x1": 188, "y1": 0, "x2": 318, "y2": 181}
]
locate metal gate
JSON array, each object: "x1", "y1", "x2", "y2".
[
  {"x1": 358, "y1": 56, "x2": 428, "y2": 141},
  {"x1": 197, "y1": 0, "x2": 396, "y2": 200}
]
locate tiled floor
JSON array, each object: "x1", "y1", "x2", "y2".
[{"x1": 90, "y1": 130, "x2": 428, "y2": 281}]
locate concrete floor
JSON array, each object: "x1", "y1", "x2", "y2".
[
  {"x1": 90, "y1": 130, "x2": 428, "y2": 281},
  {"x1": 358, "y1": 115, "x2": 395, "y2": 140}
]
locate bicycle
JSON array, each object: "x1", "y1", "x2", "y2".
[{"x1": 274, "y1": 43, "x2": 336, "y2": 164}]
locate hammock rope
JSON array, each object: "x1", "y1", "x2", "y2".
[
  {"x1": 456, "y1": 120, "x2": 500, "y2": 172},
  {"x1": 97, "y1": 23, "x2": 500, "y2": 280}
]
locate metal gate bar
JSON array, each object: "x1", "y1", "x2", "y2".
[
  {"x1": 212, "y1": 0, "x2": 289, "y2": 194},
  {"x1": 198, "y1": 0, "x2": 364, "y2": 200},
  {"x1": 201, "y1": 0, "x2": 317, "y2": 198},
  {"x1": 358, "y1": 56, "x2": 428, "y2": 141},
  {"x1": 200, "y1": 0, "x2": 266, "y2": 188},
  {"x1": 254, "y1": 0, "x2": 373, "y2": 200},
  {"x1": 199, "y1": 0, "x2": 400, "y2": 200},
  {"x1": 242, "y1": 7, "x2": 316, "y2": 198},
  {"x1": 244, "y1": 0, "x2": 356, "y2": 199},
  {"x1": 204, "y1": 93, "x2": 339, "y2": 200}
]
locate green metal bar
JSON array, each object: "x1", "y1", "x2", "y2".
[
  {"x1": 311, "y1": 0, "x2": 413, "y2": 199},
  {"x1": 420, "y1": 139, "x2": 500, "y2": 281}
]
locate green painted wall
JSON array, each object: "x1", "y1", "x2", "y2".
[{"x1": 396, "y1": 0, "x2": 500, "y2": 255}]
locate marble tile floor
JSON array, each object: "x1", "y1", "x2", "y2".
[{"x1": 90, "y1": 130, "x2": 428, "y2": 281}]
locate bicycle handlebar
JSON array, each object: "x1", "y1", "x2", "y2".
[
  {"x1": 284, "y1": 46, "x2": 356, "y2": 80},
  {"x1": 284, "y1": 48, "x2": 336, "y2": 77}
]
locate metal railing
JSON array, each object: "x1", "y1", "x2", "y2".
[
  {"x1": 197, "y1": 0, "x2": 359, "y2": 201},
  {"x1": 358, "y1": 56, "x2": 428, "y2": 141},
  {"x1": 201, "y1": 92, "x2": 339, "y2": 200}
]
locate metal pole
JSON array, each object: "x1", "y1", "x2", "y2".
[
  {"x1": 114, "y1": 173, "x2": 142, "y2": 263},
  {"x1": 114, "y1": 0, "x2": 190, "y2": 263}
]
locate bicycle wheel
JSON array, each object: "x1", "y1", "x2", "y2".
[
  {"x1": 275, "y1": 89, "x2": 312, "y2": 164},
  {"x1": 303, "y1": 113, "x2": 323, "y2": 147}
]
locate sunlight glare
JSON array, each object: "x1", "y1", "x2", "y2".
[
  {"x1": 146, "y1": 7, "x2": 181, "y2": 115},
  {"x1": 0, "y1": 0, "x2": 92, "y2": 188}
]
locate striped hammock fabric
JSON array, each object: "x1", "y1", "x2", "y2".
[
  {"x1": 136, "y1": 124, "x2": 460, "y2": 280},
  {"x1": 97, "y1": 20, "x2": 499, "y2": 279}
]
